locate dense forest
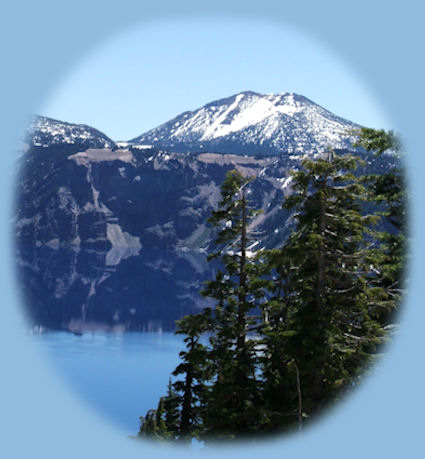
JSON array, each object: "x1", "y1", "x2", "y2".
[{"x1": 137, "y1": 128, "x2": 406, "y2": 444}]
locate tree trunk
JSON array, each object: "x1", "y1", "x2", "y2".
[
  {"x1": 314, "y1": 179, "x2": 327, "y2": 401},
  {"x1": 179, "y1": 338, "x2": 194, "y2": 441},
  {"x1": 237, "y1": 189, "x2": 247, "y2": 355}
]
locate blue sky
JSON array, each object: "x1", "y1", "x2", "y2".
[{"x1": 41, "y1": 19, "x2": 391, "y2": 141}]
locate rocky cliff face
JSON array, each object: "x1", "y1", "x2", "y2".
[
  {"x1": 16, "y1": 141, "x2": 299, "y2": 332},
  {"x1": 16, "y1": 146, "x2": 298, "y2": 253}
]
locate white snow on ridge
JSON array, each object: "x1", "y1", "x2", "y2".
[{"x1": 132, "y1": 144, "x2": 153, "y2": 150}]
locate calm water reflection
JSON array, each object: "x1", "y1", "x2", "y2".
[{"x1": 17, "y1": 244, "x2": 215, "y2": 333}]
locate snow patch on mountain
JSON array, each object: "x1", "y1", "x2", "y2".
[{"x1": 199, "y1": 93, "x2": 300, "y2": 140}]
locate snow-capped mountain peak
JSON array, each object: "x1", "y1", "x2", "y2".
[
  {"x1": 130, "y1": 91, "x2": 360, "y2": 156},
  {"x1": 24, "y1": 115, "x2": 116, "y2": 150}
]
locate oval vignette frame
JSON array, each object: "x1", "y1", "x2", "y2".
[{"x1": 1, "y1": 2, "x2": 420, "y2": 459}]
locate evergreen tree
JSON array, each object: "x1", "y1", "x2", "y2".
[
  {"x1": 139, "y1": 313, "x2": 211, "y2": 443},
  {"x1": 137, "y1": 148, "x2": 403, "y2": 442},
  {"x1": 171, "y1": 312, "x2": 212, "y2": 442},
  {"x1": 353, "y1": 128, "x2": 406, "y2": 324},
  {"x1": 138, "y1": 409, "x2": 157, "y2": 438},
  {"x1": 258, "y1": 249, "x2": 301, "y2": 432},
  {"x1": 163, "y1": 379, "x2": 180, "y2": 439},
  {"x1": 138, "y1": 397, "x2": 169, "y2": 440},
  {"x1": 268, "y1": 150, "x2": 386, "y2": 419},
  {"x1": 155, "y1": 397, "x2": 169, "y2": 438},
  {"x1": 200, "y1": 169, "x2": 266, "y2": 439}
]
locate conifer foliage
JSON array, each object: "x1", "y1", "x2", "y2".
[
  {"x1": 199, "y1": 170, "x2": 266, "y2": 438},
  {"x1": 138, "y1": 132, "x2": 405, "y2": 444},
  {"x1": 266, "y1": 150, "x2": 385, "y2": 420},
  {"x1": 353, "y1": 128, "x2": 407, "y2": 321}
]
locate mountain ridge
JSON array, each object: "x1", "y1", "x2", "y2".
[
  {"x1": 129, "y1": 91, "x2": 361, "y2": 156},
  {"x1": 28, "y1": 91, "x2": 362, "y2": 157}
]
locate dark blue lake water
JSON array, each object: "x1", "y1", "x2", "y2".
[{"x1": 32, "y1": 331, "x2": 184, "y2": 435}]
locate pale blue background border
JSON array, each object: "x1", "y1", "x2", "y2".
[{"x1": 1, "y1": 1, "x2": 424, "y2": 458}]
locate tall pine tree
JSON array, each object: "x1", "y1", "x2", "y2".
[
  {"x1": 172, "y1": 313, "x2": 211, "y2": 442},
  {"x1": 267, "y1": 149, "x2": 386, "y2": 420},
  {"x1": 200, "y1": 169, "x2": 266, "y2": 439}
]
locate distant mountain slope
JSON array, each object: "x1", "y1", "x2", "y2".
[
  {"x1": 130, "y1": 91, "x2": 360, "y2": 156},
  {"x1": 24, "y1": 115, "x2": 116, "y2": 150}
]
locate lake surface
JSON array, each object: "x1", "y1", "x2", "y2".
[
  {"x1": 17, "y1": 242, "x2": 215, "y2": 437},
  {"x1": 32, "y1": 331, "x2": 184, "y2": 435}
]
